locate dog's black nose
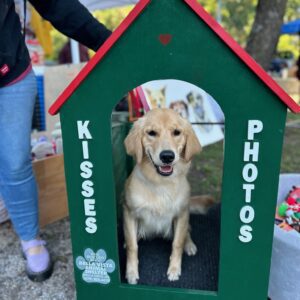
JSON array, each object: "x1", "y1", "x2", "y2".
[{"x1": 160, "y1": 150, "x2": 175, "y2": 164}]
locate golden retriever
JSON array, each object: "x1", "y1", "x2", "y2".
[{"x1": 123, "y1": 108, "x2": 213, "y2": 284}]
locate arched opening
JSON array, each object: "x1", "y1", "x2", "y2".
[{"x1": 111, "y1": 79, "x2": 224, "y2": 292}]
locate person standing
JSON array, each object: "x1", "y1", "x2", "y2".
[{"x1": 0, "y1": 0, "x2": 111, "y2": 282}]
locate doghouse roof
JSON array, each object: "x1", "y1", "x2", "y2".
[{"x1": 49, "y1": 0, "x2": 300, "y2": 115}]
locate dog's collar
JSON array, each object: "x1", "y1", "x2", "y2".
[{"x1": 147, "y1": 151, "x2": 173, "y2": 177}]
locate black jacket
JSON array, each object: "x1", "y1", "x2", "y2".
[{"x1": 0, "y1": 0, "x2": 111, "y2": 87}]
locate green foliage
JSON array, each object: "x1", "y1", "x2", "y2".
[
  {"x1": 221, "y1": 0, "x2": 257, "y2": 46},
  {"x1": 49, "y1": 29, "x2": 67, "y2": 61},
  {"x1": 277, "y1": 35, "x2": 299, "y2": 58},
  {"x1": 197, "y1": 0, "x2": 258, "y2": 46},
  {"x1": 197, "y1": 0, "x2": 218, "y2": 14},
  {"x1": 49, "y1": 1, "x2": 299, "y2": 62},
  {"x1": 49, "y1": 6, "x2": 133, "y2": 62},
  {"x1": 278, "y1": 0, "x2": 300, "y2": 59},
  {"x1": 199, "y1": 0, "x2": 299, "y2": 52},
  {"x1": 92, "y1": 6, "x2": 134, "y2": 31},
  {"x1": 285, "y1": 0, "x2": 300, "y2": 21}
]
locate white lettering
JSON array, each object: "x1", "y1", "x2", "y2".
[
  {"x1": 244, "y1": 142, "x2": 259, "y2": 162},
  {"x1": 84, "y1": 199, "x2": 96, "y2": 216},
  {"x1": 85, "y1": 217, "x2": 97, "y2": 234},
  {"x1": 82, "y1": 180, "x2": 94, "y2": 198},
  {"x1": 77, "y1": 120, "x2": 97, "y2": 233},
  {"x1": 242, "y1": 163, "x2": 258, "y2": 183},
  {"x1": 80, "y1": 161, "x2": 93, "y2": 179},
  {"x1": 247, "y1": 120, "x2": 263, "y2": 140},
  {"x1": 239, "y1": 225, "x2": 253, "y2": 243},
  {"x1": 239, "y1": 120, "x2": 263, "y2": 243},
  {"x1": 240, "y1": 205, "x2": 255, "y2": 224},
  {"x1": 77, "y1": 121, "x2": 92, "y2": 139},
  {"x1": 243, "y1": 184, "x2": 255, "y2": 203},
  {"x1": 82, "y1": 141, "x2": 90, "y2": 160}
]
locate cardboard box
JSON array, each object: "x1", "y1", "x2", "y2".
[{"x1": 33, "y1": 154, "x2": 68, "y2": 227}]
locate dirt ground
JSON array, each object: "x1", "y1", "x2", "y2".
[{"x1": 0, "y1": 219, "x2": 75, "y2": 300}]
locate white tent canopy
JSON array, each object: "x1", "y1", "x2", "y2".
[{"x1": 80, "y1": 0, "x2": 138, "y2": 11}]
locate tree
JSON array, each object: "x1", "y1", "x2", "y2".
[
  {"x1": 246, "y1": 0, "x2": 288, "y2": 70},
  {"x1": 219, "y1": 0, "x2": 257, "y2": 47},
  {"x1": 197, "y1": 0, "x2": 257, "y2": 46}
]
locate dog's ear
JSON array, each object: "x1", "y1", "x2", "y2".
[
  {"x1": 186, "y1": 92, "x2": 192, "y2": 103},
  {"x1": 124, "y1": 118, "x2": 144, "y2": 164},
  {"x1": 183, "y1": 121, "x2": 201, "y2": 162},
  {"x1": 161, "y1": 86, "x2": 166, "y2": 96}
]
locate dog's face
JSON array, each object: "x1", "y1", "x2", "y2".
[
  {"x1": 124, "y1": 108, "x2": 201, "y2": 177},
  {"x1": 145, "y1": 87, "x2": 166, "y2": 109},
  {"x1": 169, "y1": 100, "x2": 189, "y2": 119},
  {"x1": 187, "y1": 91, "x2": 203, "y2": 107}
]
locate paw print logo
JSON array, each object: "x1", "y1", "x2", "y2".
[{"x1": 76, "y1": 248, "x2": 116, "y2": 284}]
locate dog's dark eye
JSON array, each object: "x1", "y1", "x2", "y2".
[
  {"x1": 148, "y1": 130, "x2": 157, "y2": 137},
  {"x1": 173, "y1": 129, "x2": 181, "y2": 136}
]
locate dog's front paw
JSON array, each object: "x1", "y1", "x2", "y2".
[
  {"x1": 167, "y1": 265, "x2": 181, "y2": 281},
  {"x1": 126, "y1": 268, "x2": 139, "y2": 285},
  {"x1": 184, "y1": 240, "x2": 197, "y2": 256}
]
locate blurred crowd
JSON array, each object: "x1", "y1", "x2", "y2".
[{"x1": 269, "y1": 51, "x2": 300, "y2": 80}]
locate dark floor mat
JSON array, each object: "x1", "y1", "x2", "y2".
[{"x1": 118, "y1": 203, "x2": 221, "y2": 291}]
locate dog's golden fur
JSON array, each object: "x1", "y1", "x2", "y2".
[{"x1": 123, "y1": 108, "x2": 213, "y2": 284}]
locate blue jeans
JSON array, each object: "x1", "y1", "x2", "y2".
[{"x1": 0, "y1": 70, "x2": 39, "y2": 240}]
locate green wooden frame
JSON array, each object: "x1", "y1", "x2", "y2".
[{"x1": 49, "y1": 0, "x2": 300, "y2": 299}]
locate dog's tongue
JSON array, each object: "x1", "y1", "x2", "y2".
[{"x1": 159, "y1": 165, "x2": 173, "y2": 173}]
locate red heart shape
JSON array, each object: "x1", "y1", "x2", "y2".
[{"x1": 159, "y1": 34, "x2": 172, "y2": 45}]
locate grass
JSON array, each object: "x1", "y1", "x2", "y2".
[
  {"x1": 188, "y1": 140, "x2": 223, "y2": 200},
  {"x1": 188, "y1": 112, "x2": 300, "y2": 200}
]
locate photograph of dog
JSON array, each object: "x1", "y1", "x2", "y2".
[
  {"x1": 186, "y1": 91, "x2": 212, "y2": 133},
  {"x1": 123, "y1": 108, "x2": 214, "y2": 285},
  {"x1": 169, "y1": 100, "x2": 189, "y2": 119},
  {"x1": 145, "y1": 87, "x2": 167, "y2": 109},
  {"x1": 142, "y1": 81, "x2": 224, "y2": 148}
]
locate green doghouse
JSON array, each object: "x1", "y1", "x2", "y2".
[{"x1": 49, "y1": 0, "x2": 300, "y2": 299}]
